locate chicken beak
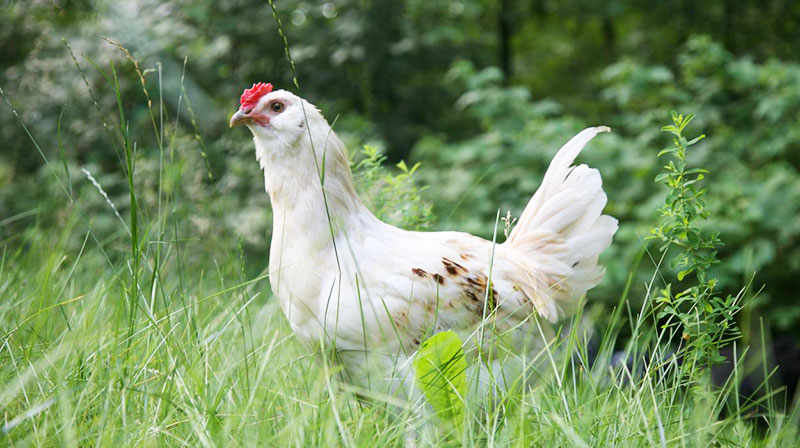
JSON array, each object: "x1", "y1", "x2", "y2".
[{"x1": 229, "y1": 109, "x2": 248, "y2": 128}]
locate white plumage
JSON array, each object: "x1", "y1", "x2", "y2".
[{"x1": 230, "y1": 87, "x2": 618, "y2": 387}]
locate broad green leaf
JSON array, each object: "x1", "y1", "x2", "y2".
[{"x1": 413, "y1": 330, "x2": 467, "y2": 429}]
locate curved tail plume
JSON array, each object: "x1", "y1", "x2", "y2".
[{"x1": 504, "y1": 127, "x2": 618, "y2": 321}]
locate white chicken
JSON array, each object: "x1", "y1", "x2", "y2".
[{"x1": 230, "y1": 82, "x2": 618, "y2": 388}]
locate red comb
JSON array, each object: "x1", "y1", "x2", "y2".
[{"x1": 240, "y1": 82, "x2": 273, "y2": 109}]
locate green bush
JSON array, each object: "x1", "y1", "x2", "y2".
[{"x1": 412, "y1": 36, "x2": 800, "y2": 332}]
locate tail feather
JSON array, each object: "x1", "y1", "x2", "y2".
[{"x1": 504, "y1": 126, "x2": 617, "y2": 322}]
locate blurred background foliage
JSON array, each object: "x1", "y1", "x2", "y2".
[{"x1": 2, "y1": 0, "x2": 800, "y2": 339}]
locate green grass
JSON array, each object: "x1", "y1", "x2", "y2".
[
  {"x1": 2, "y1": 43, "x2": 800, "y2": 448},
  {"x1": 2, "y1": 209, "x2": 799, "y2": 446}
]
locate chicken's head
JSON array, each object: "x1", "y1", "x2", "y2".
[{"x1": 229, "y1": 82, "x2": 306, "y2": 144}]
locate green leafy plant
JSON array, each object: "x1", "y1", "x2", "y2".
[
  {"x1": 651, "y1": 111, "x2": 741, "y2": 368},
  {"x1": 413, "y1": 330, "x2": 467, "y2": 434},
  {"x1": 353, "y1": 144, "x2": 433, "y2": 230}
]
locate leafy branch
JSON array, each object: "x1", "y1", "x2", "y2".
[{"x1": 651, "y1": 111, "x2": 740, "y2": 369}]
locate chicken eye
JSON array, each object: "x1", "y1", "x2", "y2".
[{"x1": 270, "y1": 102, "x2": 284, "y2": 112}]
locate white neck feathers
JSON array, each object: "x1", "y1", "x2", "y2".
[{"x1": 253, "y1": 110, "x2": 370, "y2": 235}]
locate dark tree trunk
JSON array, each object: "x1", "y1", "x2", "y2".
[
  {"x1": 723, "y1": 0, "x2": 737, "y2": 53},
  {"x1": 602, "y1": 15, "x2": 616, "y2": 58},
  {"x1": 498, "y1": 0, "x2": 512, "y2": 83},
  {"x1": 362, "y1": 0, "x2": 405, "y2": 157}
]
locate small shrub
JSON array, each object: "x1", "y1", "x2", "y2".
[
  {"x1": 353, "y1": 144, "x2": 433, "y2": 230},
  {"x1": 651, "y1": 111, "x2": 741, "y2": 370}
]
